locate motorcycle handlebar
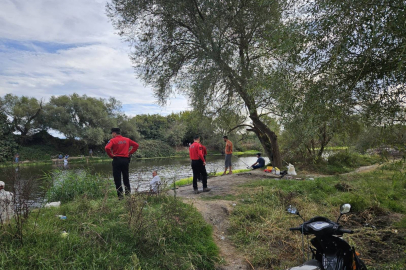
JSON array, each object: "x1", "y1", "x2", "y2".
[
  {"x1": 289, "y1": 227, "x2": 302, "y2": 231},
  {"x1": 337, "y1": 228, "x2": 354, "y2": 234}
]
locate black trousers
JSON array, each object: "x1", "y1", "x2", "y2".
[
  {"x1": 191, "y1": 159, "x2": 207, "y2": 190},
  {"x1": 112, "y1": 157, "x2": 131, "y2": 197}
]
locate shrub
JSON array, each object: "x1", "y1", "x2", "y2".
[
  {"x1": 135, "y1": 140, "x2": 175, "y2": 158},
  {"x1": 46, "y1": 170, "x2": 114, "y2": 203}
]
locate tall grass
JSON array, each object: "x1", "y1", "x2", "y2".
[{"x1": 45, "y1": 170, "x2": 115, "y2": 203}]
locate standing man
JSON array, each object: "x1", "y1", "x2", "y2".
[
  {"x1": 105, "y1": 128, "x2": 139, "y2": 199},
  {"x1": 222, "y1": 136, "x2": 233, "y2": 175},
  {"x1": 189, "y1": 135, "x2": 211, "y2": 194}
]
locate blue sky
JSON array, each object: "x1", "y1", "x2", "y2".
[{"x1": 0, "y1": 0, "x2": 189, "y2": 116}]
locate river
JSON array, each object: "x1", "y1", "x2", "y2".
[{"x1": 1, "y1": 155, "x2": 269, "y2": 203}]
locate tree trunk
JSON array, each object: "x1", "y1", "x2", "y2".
[{"x1": 249, "y1": 113, "x2": 282, "y2": 168}]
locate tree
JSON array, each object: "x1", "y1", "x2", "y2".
[
  {"x1": 300, "y1": 0, "x2": 406, "y2": 124},
  {"x1": 107, "y1": 0, "x2": 297, "y2": 168},
  {"x1": 44, "y1": 94, "x2": 120, "y2": 145},
  {"x1": 0, "y1": 112, "x2": 18, "y2": 162},
  {"x1": 0, "y1": 94, "x2": 43, "y2": 143}
]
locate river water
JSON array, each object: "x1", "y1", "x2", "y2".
[{"x1": 1, "y1": 155, "x2": 269, "y2": 202}]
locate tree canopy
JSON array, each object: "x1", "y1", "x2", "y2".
[{"x1": 107, "y1": 0, "x2": 300, "y2": 167}]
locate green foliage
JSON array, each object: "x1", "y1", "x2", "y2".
[
  {"x1": 135, "y1": 140, "x2": 175, "y2": 158},
  {"x1": 46, "y1": 170, "x2": 114, "y2": 203},
  {"x1": 0, "y1": 192, "x2": 219, "y2": 269},
  {"x1": 44, "y1": 94, "x2": 121, "y2": 144},
  {"x1": 327, "y1": 150, "x2": 379, "y2": 168},
  {"x1": 0, "y1": 93, "x2": 43, "y2": 138},
  {"x1": 300, "y1": 0, "x2": 406, "y2": 123},
  {"x1": 305, "y1": 151, "x2": 380, "y2": 175},
  {"x1": 19, "y1": 145, "x2": 58, "y2": 161},
  {"x1": 0, "y1": 112, "x2": 18, "y2": 162},
  {"x1": 354, "y1": 125, "x2": 406, "y2": 153}
]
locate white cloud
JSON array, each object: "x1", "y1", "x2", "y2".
[{"x1": 0, "y1": 0, "x2": 190, "y2": 115}]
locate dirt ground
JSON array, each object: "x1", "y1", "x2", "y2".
[{"x1": 167, "y1": 170, "x2": 286, "y2": 270}]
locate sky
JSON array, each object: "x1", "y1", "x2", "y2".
[{"x1": 0, "y1": 0, "x2": 190, "y2": 116}]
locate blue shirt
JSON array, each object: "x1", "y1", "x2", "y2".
[{"x1": 257, "y1": 157, "x2": 265, "y2": 167}]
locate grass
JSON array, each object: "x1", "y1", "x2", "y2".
[
  {"x1": 0, "y1": 172, "x2": 219, "y2": 270},
  {"x1": 174, "y1": 169, "x2": 251, "y2": 186},
  {"x1": 45, "y1": 170, "x2": 114, "y2": 203},
  {"x1": 227, "y1": 160, "x2": 406, "y2": 269},
  {"x1": 301, "y1": 151, "x2": 382, "y2": 175}
]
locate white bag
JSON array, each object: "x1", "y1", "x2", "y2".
[
  {"x1": 45, "y1": 201, "x2": 61, "y2": 208},
  {"x1": 287, "y1": 163, "x2": 297, "y2": 175}
]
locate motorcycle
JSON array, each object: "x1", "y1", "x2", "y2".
[{"x1": 286, "y1": 204, "x2": 367, "y2": 270}]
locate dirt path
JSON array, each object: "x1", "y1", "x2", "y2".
[
  {"x1": 167, "y1": 166, "x2": 379, "y2": 269},
  {"x1": 168, "y1": 170, "x2": 281, "y2": 270}
]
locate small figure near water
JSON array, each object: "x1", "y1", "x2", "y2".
[
  {"x1": 0, "y1": 181, "x2": 14, "y2": 223},
  {"x1": 58, "y1": 154, "x2": 63, "y2": 159},
  {"x1": 222, "y1": 136, "x2": 233, "y2": 175},
  {"x1": 251, "y1": 153, "x2": 265, "y2": 169},
  {"x1": 105, "y1": 128, "x2": 139, "y2": 199},
  {"x1": 149, "y1": 170, "x2": 161, "y2": 194},
  {"x1": 14, "y1": 153, "x2": 19, "y2": 163},
  {"x1": 89, "y1": 149, "x2": 93, "y2": 157}
]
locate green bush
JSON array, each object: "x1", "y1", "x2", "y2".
[
  {"x1": 19, "y1": 144, "x2": 58, "y2": 161},
  {"x1": 135, "y1": 139, "x2": 175, "y2": 158},
  {"x1": 46, "y1": 170, "x2": 114, "y2": 203}
]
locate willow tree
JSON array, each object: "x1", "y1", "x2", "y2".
[
  {"x1": 107, "y1": 0, "x2": 297, "y2": 168},
  {"x1": 301, "y1": 0, "x2": 406, "y2": 124}
]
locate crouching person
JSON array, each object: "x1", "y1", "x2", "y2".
[
  {"x1": 149, "y1": 170, "x2": 161, "y2": 194},
  {"x1": 0, "y1": 181, "x2": 14, "y2": 224}
]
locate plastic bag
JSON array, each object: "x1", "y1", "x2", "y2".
[{"x1": 287, "y1": 163, "x2": 297, "y2": 175}]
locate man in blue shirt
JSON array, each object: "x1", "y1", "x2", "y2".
[{"x1": 251, "y1": 153, "x2": 265, "y2": 169}]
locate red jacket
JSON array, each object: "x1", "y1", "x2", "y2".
[
  {"x1": 189, "y1": 142, "x2": 205, "y2": 162},
  {"x1": 105, "y1": 135, "x2": 139, "y2": 158},
  {"x1": 202, "y1": 145, "x2": 207, "y2": 156}
]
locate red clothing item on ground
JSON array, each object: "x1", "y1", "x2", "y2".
[
  {"x1": 189, "y1": 142, "x2": 205, "y2": 162},
  {"x1": 105, "y1": 135, "x2": 139, "y2": 158}
]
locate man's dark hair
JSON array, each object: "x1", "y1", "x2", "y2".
[
  {"x1": 193, "y1": 135, "x2": 200, "y2": 140},
  {"x1": 257, "y1": 153, "x2": 261, "y2": 156},
  {"x1": 223, "y1": 135, "x2": 228, "y2": 139},
  {"x1": 111, "y1": 127, "x2": 121, "y2": 134}
]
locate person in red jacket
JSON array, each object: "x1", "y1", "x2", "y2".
[
  {"x1": 189, "y1": 135, "x2": 211, "y2": 194},
  {"x1": 105, "y1": 128, "x2": 139, "y2": 198}
]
